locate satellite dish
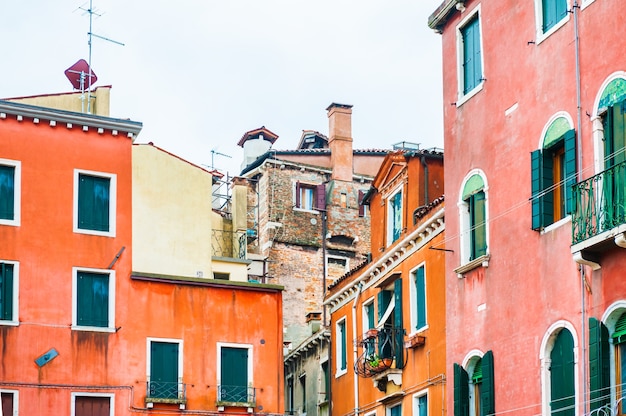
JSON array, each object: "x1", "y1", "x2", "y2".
[{"x1": 64, "y1": 59, "x2": 97, "y2": 91}]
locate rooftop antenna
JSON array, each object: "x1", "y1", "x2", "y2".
[
  {"x1": 210, "y1": 149, "x2": 232, "y2": 171},
  {"x1": 70, "y1": 0, "x2": 125, "y2": 114}
]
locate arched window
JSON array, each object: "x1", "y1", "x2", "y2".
[
  {"x1": 541, "y1": 322, "x2": 578, "y2": 416},
  {"x1": 459, "y1": 171, "x2": 489, "y2": 266},
  {"x1": 530, "y1": 114, "x2": 576, "y2": 230},
  {"x1": 453, "y1": 351, "x2": 495, "y2": 416}
]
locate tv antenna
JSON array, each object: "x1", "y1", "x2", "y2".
[
  {"x1": 210, "y1": 149, "x2": 232, "y2": 171},
  {"x1": 66, "y1": 0, "x2": 125, "y2": 114}
]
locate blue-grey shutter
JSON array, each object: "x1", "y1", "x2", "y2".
[
  {"x1": 415, "y1": 267, "x2": 426, "y2": 329},
  {"x1": 0, "y1": 165, "x2": 15, "y2": 221},
  {"x1": 589, "y1": 317, "x2": 610, "y2": 411},
  {"x1": 377, "y1": 290, "x2": 392, "y2": 322},
  {"x1": 481, "y1": 350, "x2": 495, "y2": 416},
  {"x1": 454, "y1": 363, "x2": 469, "y2": 416},
  {"x1": 563, "y1": 129, "x2": 577, "y2": 215},
  {"x1": 393, "y1": 278, "x2": 404, "y2": 368}
]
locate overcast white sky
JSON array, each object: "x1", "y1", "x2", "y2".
[{"x1": 1, "y1": 1, "x2": 444, "y2": 176}]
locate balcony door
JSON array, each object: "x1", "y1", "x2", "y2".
[
  {"x1": 603, "y1": 100, "x2": 626, "y2": 225},
  {"x1": 150, "y1": 341, "x2": 179, "y2": 399}
]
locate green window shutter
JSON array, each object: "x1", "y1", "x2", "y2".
[
  {"x1": 221, "y1": 347, "x2": 249, "y2": 402},
  {"x1": 589, "y1": 317, "x2": 610, "y2": 411},
  {"x1": 377, "y1": 290, "x2": 392, "y2": 322},
  {"x1": 418, "y1": 395, "x2": 428, "y2": 416},
  {"x1": 77, "y1": 272, "x2": 109, "y2": 327},
  {"x1": 469, "y1": 191, "x2": 487, "y2": 259},
  {"x1": 481, "y1": 351, "x2": 495, "y2": 416},
  {"x1": 0, "y1": 165, "x2": 15, "y2": 221},
  {"x1": 391, "y1": 191, "x2": 402, "y2": 242},
  {"x1": 415, "y1": 267, "x2": 426, "y2": 330},
  {"x1": 543, "y1": 0, "x2": 566, "y2": 32},
  {"x1": 151, "y1": 342, "x2": 179, "y2": 399},
  {"x1": 563, "y1": 129, "x2": 577, "y2": 215},
  {"x1": 0, "y1": 263, "x2": 14, "y2": 320},
  {"x1": 366, "y1": 303, "x2": 375, "y2": 329},
  {"x1": 541, "y1": 152, "x2": 554, "y2": 227},
  {"x1": 393, "y1": 278, "x2": 404, "y2": 368},
  {"x1": 531, "y1": 150, "x2": 543, "y2": 230},
  {"x1": 462, "y1": 16, "x2": 481, "y2": 94},
  {"x1": 78, "y1": 174, "x2": 110, "y2": 232},
  {"x1": 454, "y1": 363, "x2": 470, "y2": 416},
  {"x1": 340, "y1": 321, "x2": 347, "y2": 370},
  {"x1": 550, "y1": 330, "x2": 575, "y2": 416}
]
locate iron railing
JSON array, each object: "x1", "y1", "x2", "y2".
[
  {"x1": 572, "y1": 160, "x2": 626, "y2": 244},
  {"x1": 211, "y1": 230, "x2": 246, "y2": 259},
  {"x1": 146, "y1": 381, "x2": 186, "y2": 402},
  {"x1": 354, "y1": 327, "x2": 406, "y2": 378},
  {"x1": 216, "y1": 385, "x2": 256, "y2": 405}
]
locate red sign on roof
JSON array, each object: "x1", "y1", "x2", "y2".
[{"x1": 64, "y1": 59, "x2": 98, "y2": 90}]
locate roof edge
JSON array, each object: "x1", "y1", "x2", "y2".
[{"x1": 428, "y1": 0, "x2": 463, "y2": 32}]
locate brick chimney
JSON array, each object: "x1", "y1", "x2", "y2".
[{"x1": 326, "y1": 103, "x2": 353, "y2": 182}]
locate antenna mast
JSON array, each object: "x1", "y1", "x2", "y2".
[{"x1": 210, "y1": 149, "x2": 233, "y2": 171}]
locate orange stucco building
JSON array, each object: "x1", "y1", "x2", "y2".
[
  {"x1": 324, "y1": 149, "x2": 445, "y2": 416},
  {"x1": 0, "y1": 98, "x2": 284, "y2": 415}
]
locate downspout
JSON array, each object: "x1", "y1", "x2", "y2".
[
  {"x1": 420, "y1": 155, "x2": 430, "y2": 206},
  {"x1": 352, "y1": 282, "x2": 364, "y2": 416},
  {"x1": 573, "y1": 1, "x2": 587, "y2": 413}
]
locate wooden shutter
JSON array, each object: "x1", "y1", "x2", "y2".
[
  {"x1": 415, "y1": 267, "x2": 426, "y2": 330},
  {"x1": 0, "y1": 165, "x2": 15, "y2": 220},
  {"x1": 78, "y1": 174, "x2": 110, "y2": 231},
  {"x1": 589, "y1": 317, "x2": 610, "y2": 411},
  {"x1": 0, "y1": 263, "x2": 13, "y2": 320},
  {"x1": 340, "y1": 321, "x2": 347, "y2": 370},
  {"x1": 1, "y1": 393, "x2": 14, "y2": 416},
  {"x1": 563, "y1": 129, "x2": 577, "y2": 215},
  {"x1": 75, "y1": 396, "x2": 110, "y2": 416},
  {"x1": 77, "y1": 271, "x2": 109, "y2": 327},
  {"x1": 221, "y1": 347, "x2": 249, "y2": 402},
  {"x1": 481, "y1": 350, "x2": 495, "y2": 416},
  {"x1": 358, "y1": 190, "x2": 365, "y2": 217},
  {"x1": 469, "y1": 192, "x2": 487, "y2": 259},
  {"x1": 151, "y1": 341, "x2": 179, "y2": 399},
  {"x1": 295, "y1": 181, "x2": 301, "y2": 208},
  {"x1": 377, "y1": 291, "x2": 392, "y2": 322},
  {"x1": 531, "y1": 150, "x2": 543, "y2": 230},
  {"x1": 393, "y1": 278, "x2": 404, "y2": 368},
  {"x1": 541, "y1": 152, "x2": 554, "y2": 226},
  {"x1": 549, "y1": 330, "x2": 575, "y2": 415},
  {"x1": 315, "y1": 183, "x2": 326, "y2": 211},
  {"x1": 454, "y1": 363, "x2": 470, "y2": 416}
]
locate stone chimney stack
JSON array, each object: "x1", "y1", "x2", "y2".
[
  {"x1": 327, "y1": 103, "x2": 354, "y2": 182},
  {"x1": 237, "y1": 127, "x2": 279, "y2": 171}
]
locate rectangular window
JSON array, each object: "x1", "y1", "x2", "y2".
[
  {"x1": 387, "y1": 189, "x2": 403, "y2": 245},
  {"x1": 460, "y1": 14, "x2": 482, "y2": 95},
  {"x1": 1, "y1": 390, "x2": 18, "y2": 416},
  {"x1": 299, "y1": 374, "x2": 306, "y2": 412},
  {"x1": 542, "y1": 0, "x2": 568, "y2": 32},
  {"x1": 0, "y1": 262, "x2": 17, "y2": 323},
  {"x1": 72, "y1": 268, "x2": 115, "y2": 331},
  {"x1": 358, "y1": 190, "x2": 369, "y2": 218},
  {"x1": 72, "y1": 393, "x2": 113, "y2": 416},
  {"x1": 74, "y1": 170, "x2": 116, "y2": 236},
  {"x1": 217, "y1": 343, "x2": 253, "y2": 404},
  {"x1": 320, "y1": 360, "x2": 329, "y2": 403},
  {"x1": 295, "y1": 182, "x2": 326, "y2": 211},
  {"x1": 0, "y1": 159, "x2": 20, "y2": 226},
  {"x1": 413, "y1": 393, "x2": 428, "y2": 416},
  {"x1": 148, "y1": 339, "x2": 183, "y2": 400},
  {"x1": 387, "y1": 403, "x2": 402, "y2": 416},
  {"x1": 286, "y1": 377, "x2": 294, "y2": 414},
  {"x1": 410, "y1": 265, "x2": 427, "y2": 332},
  {"x1": 336, "y1": 318, "x2": 347, "y2": 374}
]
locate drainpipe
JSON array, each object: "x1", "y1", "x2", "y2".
[
  {"x1": 420, "y1": 155, "x2": 430, "y2": 206},
  {"x1": 352, "y1": 282, "x2": 364, "y2": 416},
  {"x1": 573, "y1": 2, "x2": 587, "y2": 413}
]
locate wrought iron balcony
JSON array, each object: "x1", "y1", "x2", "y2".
[
  {"x1": 216, "y1": 385, "x2": 256, "y2": 406},
  {"x1": 572, "y1": 160, "x2": 626, "y2": 245},
  {"x1": 354, "y1": 327, "x2": 406, "y2": 378},
  {"x1": 145, "y1": 381, "x2": 187, "y2": 404},
  {"x1": 211, "y1": 230, "x2": 247, "y2": 259}
]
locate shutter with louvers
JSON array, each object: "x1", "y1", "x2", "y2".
[
  {"x1": 563, "y1": 129, "x2": 577, "y2": 214},
  {"x1": 481, "y1": 351, "x2": 495, "y2": 416},
  {"x1": 541, "y1": 152, "x2": 554, "y2": 226},
  {"x1": 415, "y1": 267, "x2": 426, "y2": 330},
  {"x1": 315, "y1": 183, "x2": 326, "y2": 211},
  {"x1": 454, "y1": 363, "x2": 470, "y2": 416},
  {"x1": 358, "y1": 190, "x2": 365, "y2": 217},
  {"x1": 470, "y1": 192, "x2": 487, "y2": 259},
  {"x1": 340, "y1": 321, "x2": 347, "y2": 370},
  {"x1": 0, "y1": 263, "x2": 13, "y2": 320},
  {"x1": 589, "y1": 317, "x2": 610, "y2": 411},
  {"x1": 531, "y1": 150, "x2": 543, "y2": 230},
  {"x1": 550, "y1": 330, "x2": 575, "y2": 416},
  {"x1": 393, "y1": 278, "x2": 404, "y2": 368},
  {"x1": 0, "y1": 165, "x2": 15, "y2": 221},
  {"x1": 295, "y1": 182, "x2": 301, "y2": 208},
  {"x1": 377, "y1": 291, "x2": 392, "y2": 322}
]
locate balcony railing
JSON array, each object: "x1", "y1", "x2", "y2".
[
  {"x1": 354, "y1": 327, "x2": 406, "y2": 378},
  {"x1": 145, "y1": 381, "x2": 186, "y2": 404},
  {"x1": 212, "y1": 230, "x2": 246, "y2": 259},
  {"x1": 572, "y1": 160, "x2": 626, "y2": 244},
  {"x1": 216, "y1": 385, "x2": 256, "y2": 406}
]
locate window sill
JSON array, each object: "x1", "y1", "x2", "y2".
[
  {"x1": 0, "y1": 320, "x2": 19, "y2": 327},
  {"x1": 73, "y1": 227, "x2": 115, "y2": 238},
  {"x1": 541, "y1": 215, "x2": 571, "y2": 234},
  {"x1": 456, "y1": 82, "x2": 484, "y2": 108},
  {"x1": 536, "y1": 16, "x2": 569, "y2": 45},
  {"x1": 335, "y1": 368, "x2": 347, "y2": 378},
  {"x1": 293, "y1": 207, "x2": 320, "y2": 215},
  {"x1": 0, "y1": 219, "x2": 20, "y2": 227},
  {"x1": 71, "y1": 325, "x2": 116, "y2": 333},
  {"x1": 454, "y1": 254, "x2": 490, "y2": 277}
]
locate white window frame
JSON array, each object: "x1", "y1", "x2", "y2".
[
  {"x1": 461, "y1": 350, "x2": 485, "y2": 416},
  {"x1": 539, "y1": 321, "x2": 580, "y2": 416},
  {"x1": 71, "y1": 392, "x2": 114, "y2": 416},
  {"x1": 412, "y1": 389, "x2": 429, "y2": 416},
  {"x1": 458, "y1": 169, "x2": 490, "y2": 268},
  {"x1": 534, "y1": 0, "x2": 571, "y2": 44},
  {"x1": 601, "y1": 301, "x2": 626, "y2": 409},
  {"x1": 409, "y1": 262, "x2": 428, "y2": 335},
  {"x1": 147, "y1": 337, "x2": 184, "y2": 393},
  {"x1": 591, "y1": 72, "x2": 626, "y2": 175},
  {"x1": 326, "y1": 255, "x2": 349, "y2": 274},
  {"x1": 293, "y1": 181, "x2": 319, "y2": 213},
  {"x1": 0, "y1": 159, "x2": 21, "y2": 227},
  {"x1": 73, "y1": 169, "x2": 117, "y2": 237},
  {"x1": 71, "y1": 267, "x2": 116, "y2": 332},
  {"x1": 386, "y1": 185, "x2": 403, "y2": 247},
  {"x1": 335, "y1": 317, "x2": 348, "y2": 377},
  {"x1": 0, "y1": 389, "x2": 19, "y2": 416},
  {"x1": 386, "y1": 402, "x2": 402, "y2": 416},
  {"x1": 362, "y1": 297, "x2": 376, "y2": 335},
  {"x1": 580, "y1": 0, "x2": 595, "y2": 10},
  {"x1": 455, "y1": 5, "x2": 485, "y2": 107},
  {"x1": 0, "y1": 260, "x2": 19, "y2": 326},
  {"x1": 216, "y1": 342, "x2": 254, "y2": 393}
]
